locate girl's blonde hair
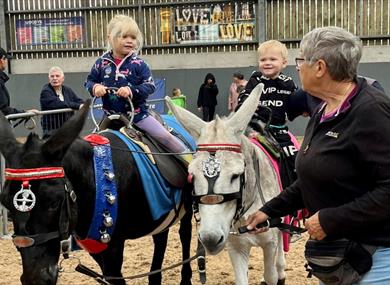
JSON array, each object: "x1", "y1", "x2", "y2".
[
  {"x1": 107, "y1": 15, "x2": 144, "y2": 52},
  {"x1": 257, "y1": 40, "x2": 288, "y2": 60}
]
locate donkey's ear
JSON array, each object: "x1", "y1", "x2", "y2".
[
  {"x1": 228, "y1": 83, "x2": 263, "y2": 135},
  {"x1": 42, "y1": 100, "x2": 91, "y2": 160},
  {"x1": 165, "y1": 96, "x2": 206, "y2": 140},
  {"x1": 0, "y1": 112, "x2": 21, "y2": 161}
]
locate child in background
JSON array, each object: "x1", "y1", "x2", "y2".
[
  {"x1": 84, "y1": 14, "x2": 190, "y2": 160},
  {"x1": 236, "y1": 40, "x2": 300, "y2": 189},
  {"x1": 167, "y1": 88, "x2": 186, "y2": 115}
]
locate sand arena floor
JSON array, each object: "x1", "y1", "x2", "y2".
[{"x1": 0, "y1": 220, "x2": 318, "y2": 285}]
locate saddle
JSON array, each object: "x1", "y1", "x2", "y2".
[
  {"x1": 248, "y1": 113, "x2": 281, "y2": 160},
  {"x1": 255, "y1": 132, "x2": 281, "y2": 160},
  {"x1": 251, "y1": 134, "x2": 304, "y2": 253},
  {"x1": 99, "y1": 112, "x2": 189, "y2": 189}
]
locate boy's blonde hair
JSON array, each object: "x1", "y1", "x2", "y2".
[
  {"x1": 107, "y1": 15, "x2": 144, "y2": 52},
  {"x1": 257, "y1": 40, "x2": 288, "y2": 60}
]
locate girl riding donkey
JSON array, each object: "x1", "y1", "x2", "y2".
[{"x1": 85, "y1": 14, "x2": 191, "y2": 164}]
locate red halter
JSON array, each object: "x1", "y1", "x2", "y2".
[
  {"x1": 5, "y1": 167, "x2": 68, "y2": 248},
  {"x1": 188, "y1": 143, "x2": 242, "y2": 184},
  {"x1": 196, "y1": 143, "x2": 242, "y2": 153},
  {"x1": 5, "y1": 167, "x2": 65, "y2": 181}
]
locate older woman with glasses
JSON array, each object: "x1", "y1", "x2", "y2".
[{"x1": 244, "y1": 26, "x2": 390, "y2": 285}]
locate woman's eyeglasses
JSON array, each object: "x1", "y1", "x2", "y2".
[{"x1": 295, "y1": 57, "x2": 306, "y2": 69}]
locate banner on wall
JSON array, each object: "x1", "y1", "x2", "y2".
[
  {"x1": 147, "y1": 78, "x2": 166, "y2": 114},
  {"x1": 161, "y1": 1, "x2": 256, "y2": 45},
  {"x1": 16, "y1": 17, "x2": 84, "y2": 46}
]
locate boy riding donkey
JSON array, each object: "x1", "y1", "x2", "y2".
[{"x1": 236, "y1": 40, "x2": 307, "y2": 248}]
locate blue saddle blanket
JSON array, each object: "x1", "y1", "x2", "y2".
[{"x1": 105, "y1": 116, "x2": 196, "y2": 220}]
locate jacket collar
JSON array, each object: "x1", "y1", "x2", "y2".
[
  {"x1": 317, "y1": 77, "x2": 362, "y2": 117},
  {"x1": 0, "y1": 71, "x2": 9, "y2": 83},
  {"x1": 101, "y1": 50, "x2": 136, "y2": 62}
]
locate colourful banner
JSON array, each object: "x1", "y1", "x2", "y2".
[
  {"x1": 167, "y1": 2, "x2": 255, "y2": 45},
  {"x1": 16, "y1": 17, "x2": 84, "y2": 46}
]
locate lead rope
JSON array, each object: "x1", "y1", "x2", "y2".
[
  {"x1": 63, "y1": 248, "x2": 201, "y2": 283},
  {"x1": 193, "y1": 208, "x2": 207, "y2": 284},
  {"x1": 61, "y1": 203, "x2": 202, "y2": 283}
]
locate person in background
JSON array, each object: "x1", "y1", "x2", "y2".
[
  {"x1": 197, "y1": 73, "x2": 218, "y2": 122},
  {"x1": 236, "y1": 40, "x2": 299, "y2": 189},
  {"x1": 0, "y1": 47, "x2": 38, "y2": 117},
  {"x1": 84, "y1": 14, "x2": 191, "y2": 162},
  {"x1": 40, "y1": 66, "x2": 85, "y2": 138},
  {"x1": 167, "y1": 87, "x2": 186, "y2": 115},
  {"x1": 245, "y1": 26, "x2": 390, "y2": 285},
  {"x1": 228, "y1": 72, "x2": 247, "y2": 112}
]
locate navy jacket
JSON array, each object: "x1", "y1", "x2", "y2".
[{"x1": 85, "y1": 51, "x2": 155, "y2": 116}]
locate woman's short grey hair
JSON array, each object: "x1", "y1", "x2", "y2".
[
  {"x1": 48, "y1": 66, "x2": 64, "y2": 76},
  {"x1": 300, "y1": 26, "x2": 362, "y2": 81}
]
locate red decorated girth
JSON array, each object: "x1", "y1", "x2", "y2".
[
  {"x1": 5, "y1": 167, "x2": 65, "y2": 181},
  {"x1": 197, "y1": 143, "x2": 242, "y2": 153}
]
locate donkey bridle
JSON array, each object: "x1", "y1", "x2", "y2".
[
  {"x1": 191, "y1": 143, "x2": 246, "y2": 222},
  {"x1": 5, "y1": 167, "x2": 76, "y2": 248}
]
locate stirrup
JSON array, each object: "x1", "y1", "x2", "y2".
[{"x1": 122, "y1": 126, "x2": 142, "y2": 141}]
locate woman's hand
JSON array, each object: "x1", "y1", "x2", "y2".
[
  {"x1": 27, "y1": 109, "x2": 39, "y2": 114},
  {"x1": 244, "y1": 210, "x2": 269, "y2": 234},
  {"x1": 117, "y1": 86, "x2": 133, "y2": 99},
  {"x1": 93, "y1": 84, "x2": 107, "y2": 97},
  {"x1": 305, "y1": 211, "x2": 327, "y2": 240}
]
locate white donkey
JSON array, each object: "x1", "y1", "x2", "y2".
[{"x1": 166, "y1": 84, "x2": 285, "y2": 285}]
